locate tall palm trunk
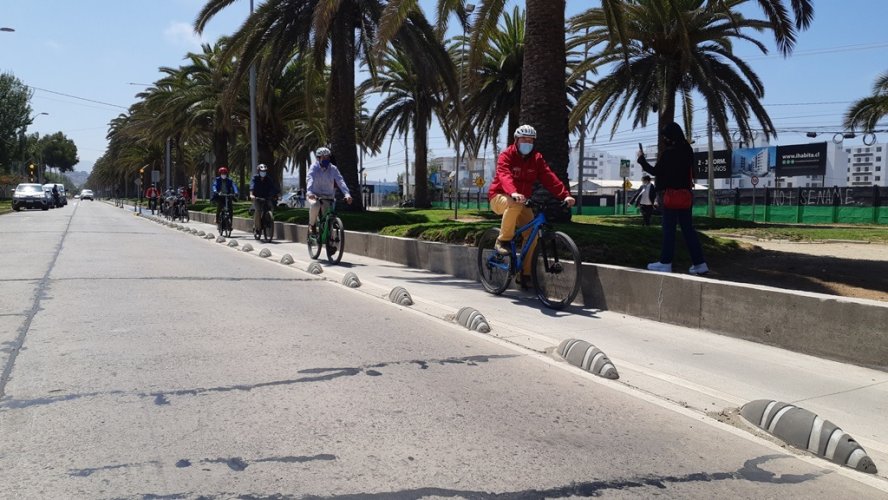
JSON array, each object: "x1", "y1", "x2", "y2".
[
  {"x1": 657, "y1": 68, "x2": 680, "y2": 155},
  {"x1": 328, "y1": 1, "x2": 362, "y2": 210},
  {"x1": 507, "y1": 105, "x2": 520, "y2": 147},
  {"x1": 213, "y1": 129, "x2": 229, "y2": 169},
  {"x1": 520, "y1": 0, "x2": 570, "y2": 201},
  {"x1": 213, "y1": 107, "x2": 230, "y2": 168},
  {"x1": 413, "y1": 111, "x2": 429, "y2": 207},
  {"x1": 173, "y1": 134, "x2": 188, "y2": 188}
]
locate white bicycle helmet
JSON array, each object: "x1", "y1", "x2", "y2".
[
  {"x1": 513, "y1": 124, "x2": 537, "y2": 138},
  {"x1": 258, "y1": 163, "x2": 268, "y2": 172},
  {"x1": 315, "y1": 147, "x2": 331, "y2": 157}
]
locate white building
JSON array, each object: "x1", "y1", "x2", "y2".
[
  {"x1": 844, "y1": 143, "x2": 887, "y2": 188},
  {"x1": 569, "y1": 147, "x2": 636, "y2": 186}
]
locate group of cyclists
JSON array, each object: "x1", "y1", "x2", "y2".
[
  {"x1": 144, "y1": 184, "x2": 192, "y2": 219},
  {"x1": 203, "y1": 146, "x2": 352, "y2": 237}
]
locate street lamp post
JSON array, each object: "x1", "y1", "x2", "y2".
[
  {"x1": 31, "y1": 113, "x2": 48, "y2": 182},
  {"x1": 454, "y1": 3, "x2": 475, "y2": 221}
]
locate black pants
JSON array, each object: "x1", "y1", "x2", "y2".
[{"x1": 639, "y1": 204, "x2": 654, "y2": 226}]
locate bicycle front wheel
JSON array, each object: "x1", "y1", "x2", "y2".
[
  {"x1": 181, "y1": 207, "x2": 190, "y2": 223},
  {"x1": 325, "y1": 217, "x2": 345, "y2": 264},
  {"x1": 476, "y1": 227, "x2": 513, "y2": 295},
  {"x1": 262, "y1": 212, "x2": 273, "y2": 243},
  {"x1": 223, "y1": 213, "x2": 233, "y2": 238},
  {"x1": 307, "y1": 225, "x2": 322, "y2": 260},
  {"x1": 531, "y1": 231, "x2": 582, "y2": 309}
]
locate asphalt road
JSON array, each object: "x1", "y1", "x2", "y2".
[{"x1": 0, "y1": 200, "x2": 883, "y2": 499}]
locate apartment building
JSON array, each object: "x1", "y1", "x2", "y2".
[{"x1": 844, "y1": 144, "x2": 887, "y2": 188}]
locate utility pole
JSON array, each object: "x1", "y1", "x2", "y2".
[
  {"x1": 707, "y1": 114, "x2": 715, "y2": 217},
  {"x1": 248, "y1": 0, "x2": 259, "y2": 178}
]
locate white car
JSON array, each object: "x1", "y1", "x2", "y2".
[{"x1": 80, "y1": 189, "x2": 94, "y2": 201}]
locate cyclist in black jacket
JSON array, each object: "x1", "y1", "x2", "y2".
[{"x1": 249, "y1": 164, "x2": 280, "y2": 233}]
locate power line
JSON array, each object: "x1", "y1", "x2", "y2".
[{"x1": 27, "y1": 85, "x2": 128, "y2": 110}]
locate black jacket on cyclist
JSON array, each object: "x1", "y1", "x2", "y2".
[{"x1": 250, "y1": 174, "x2": 280, "y2": 199}]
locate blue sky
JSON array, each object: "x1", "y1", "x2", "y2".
[{"x1": 2, "y1": 0, "x2": 887, "y2": 181}]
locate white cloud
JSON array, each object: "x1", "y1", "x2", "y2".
[
  {"x1": 163, "y1": 21, "x2": 204, "y2": 50},
  {"x1": 44, "y1": 40, "x2": 63, "y2": 52}
]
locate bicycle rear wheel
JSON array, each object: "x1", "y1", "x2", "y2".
[
  {"x1": 262, "y1": 212, "x2": 273, "y2": 243},
  {"x1": 325, "y1": 217, "x2": 344, "y2": 264},
  {"x1": 476, "y1": 227, "x2": 513, "y2": 295},
  {"x1": 181, "y1": 206, "x2": 189, "y2": 223},
  {"x1": 531, "y1": 231, "x2": 582, "y2": 309}
]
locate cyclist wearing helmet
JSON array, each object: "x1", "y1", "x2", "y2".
[
  {"x1": 249, "y1": 163, "x2": 281, "y2": 232},
  {"x1": 488, "y1": 124, "x2": 576, "y2": 289},
  {"x1": 306, "y1": 147, "x2": 352, "y2": 235},
  {"x1": 211, "y1": 166, "x2": 239, "y2": 223}
]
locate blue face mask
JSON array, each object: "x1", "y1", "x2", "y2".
[
  {"x1": 259, "y1": 172, "x2": 266, "y2": 178},
  {"x1": 320, "y1": 159, "x2": 331, "y2": 168},
  {"x1": 518, "y1": 142, "x2": 534, "y2": 155}
]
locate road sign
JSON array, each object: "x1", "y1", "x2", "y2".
[
  {"x1": 751, "y1": 175, "x2": 759, "y2": 186},
  {"x1": 134, "y1": 178, "x2": 142, "y2": 187},
  {"x1": 474, "y1": 176, "x2": 484, "y2": 188},
  {"x1": 151, "y1": 170, "x2": 160, "y2": 183},
  {"x1": 623, "y1": 180, "x2": 633, "y2": 190},
  {"x1": 620, "y1": 159, "x2": 631, "y2": 178}
]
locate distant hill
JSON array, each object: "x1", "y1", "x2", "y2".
[{"x1": 64, "y1": 170, "x2": 89, "y2": 188}]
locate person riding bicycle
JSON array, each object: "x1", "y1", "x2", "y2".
[
  {"x1": 306, "y1": 147, "x2": 352, "y2": 235},
  {"x1": 145, "y1": 184, "x2": 159, "y2": 213},
  {"x1": 488, "y1": 124, "x2": 576, "y2": 288},
  {"x1": 211, "y1": 166, "x2": 239, "y2": 223},
  {"x1": 249, "y1": 163, "x2": 281, "y2": 232}
]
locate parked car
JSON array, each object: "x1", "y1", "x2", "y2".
[
  {"x1": 277, "y1": 191, "x2": 300, "y2": 208},
  {"x1": 80, "y1": 189, "x2": 94, "y2": 201},
  {"x1": 42, "y1": 185, "x2": 57, "y2": 208},
  {"x1": 12, "y1": 183, "x2": 50, "y2": 211}
]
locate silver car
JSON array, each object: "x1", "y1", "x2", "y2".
[{"x1": 12, "y1": 183, "x2": 50, "y2": 211}]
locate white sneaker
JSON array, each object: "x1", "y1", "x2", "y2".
[
  {"x1": 689, "y1": 263, "x2": 710, "y2": 275},
  {"x1": 647, "y1": 262, "x2": 672, "y2": 273}
]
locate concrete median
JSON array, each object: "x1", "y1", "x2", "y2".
[{"x1": 188, "y1": 209, "x2": 888, "y2": 370}]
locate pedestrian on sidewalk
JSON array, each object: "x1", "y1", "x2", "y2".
[
  {"x1": 636, "y1": 122, "x2": 709, "y2": 275},
  {"x1": 630, "y1": 175, "x2": 657, "y2": 226}
]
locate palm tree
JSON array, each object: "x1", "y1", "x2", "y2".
[
  {"x1": 195, "y1": 0, "x2": 452, "y2": 211},
  {"x1": 570, "y1": 0, "x2": 814, "y2": 150},
  {"x1": 845, "y1": 72, "x2": 888, "y2": 133},
  {"x1": 360, "y1": 47, "x2": 450, "y2": 207},
  {"x1": 178, "y1": 41, "x2": 237, "y2": 171},
  {"x1": 461, "y1": 6, "x2": 525, "y2": 155}
]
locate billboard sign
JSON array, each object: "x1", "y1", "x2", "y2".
[
  {"x1": 732, "y1": 146, "x2": 776, "y2": 178},
  {"x1": 775, "y1": 142, "x2": 827, "y2": 177},
  {"x1": 693, "y1": 150, "x2": 732, "y2": 179}
]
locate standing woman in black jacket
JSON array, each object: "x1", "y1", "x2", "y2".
[{"x1": 636, "y1": 122, "x2": 709, "y2": 275}]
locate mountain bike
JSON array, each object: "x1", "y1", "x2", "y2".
[
  {"x1": 175, "y1": 195, "x2": 189, "y2": 223},
  {"x1": 476, "y1": 199, "x2": 582, "y2": 309},
  {"x1": 253, "y1": 196, "x2": 274, "y2": 243},
  {"x1": 216, "y1": 193, "x2": 235, "y2": 238},
  {"x1": 307, "y1": 197, "x2": 345, "y2": 264}
]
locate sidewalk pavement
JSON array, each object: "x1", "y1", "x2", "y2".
[{"x1": 139, "y1": 208, "x2": 888, "y2": 482}]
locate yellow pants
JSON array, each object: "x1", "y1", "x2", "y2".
[{"x1": 490, "y1": 194, "x2": 537, "y2": 275}]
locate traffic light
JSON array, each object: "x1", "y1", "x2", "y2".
[{"x1": 28, "y1": 164, "x2": 35, "y2": 182}]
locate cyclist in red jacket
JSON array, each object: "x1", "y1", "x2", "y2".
[{"x1": 488, "y1": 124, "x2": 575, "y2": 288}]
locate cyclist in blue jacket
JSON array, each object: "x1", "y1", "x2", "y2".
[
  {"x1": 306, "y1": 147, "x2": 352, "y2": 235},
  {"x1": 211, "y1": 166, "x2": 239, "y2": 223}
]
